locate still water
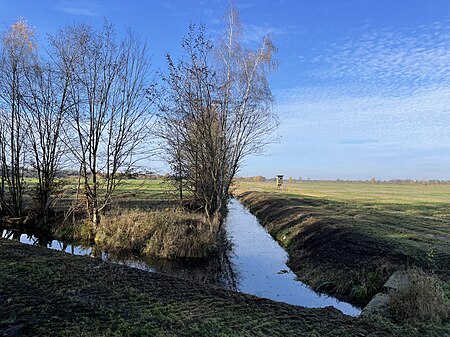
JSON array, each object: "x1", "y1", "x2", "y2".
[{"x1": 1, "y1": 198, "x2": 360, "y2": 316}]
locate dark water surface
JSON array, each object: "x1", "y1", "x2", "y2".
[{"x1": 1, "y1": 198, "x2": 360, "y2": 316}]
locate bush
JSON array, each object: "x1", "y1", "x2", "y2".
[
  {"x1": 96, "y1": 209, "x2": 217, "y2": 259},
  {"x1": 389, "y1": 268, "x2": 449, "y2": 323}
]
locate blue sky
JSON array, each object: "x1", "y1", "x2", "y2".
[{"x1": 1, "y1": 0, "x2": 450, "y2": 180}]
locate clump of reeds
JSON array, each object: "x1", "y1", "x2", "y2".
[{"x1": 96, "y1": 209, "x2": 217, "y2": 259}]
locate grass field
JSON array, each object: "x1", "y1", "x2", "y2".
[
  {"x1": 235, "y1": 181, "x2": 450, "y2": 307},
  {"x1": 52, "y1": 178, "x2": 178, "y2": 211},
  {"x1": 236, "y1": 181, "x2": 450, "y2": 266},
  {"x1": 2, "y1": 179, "x2": 449, "y2": 335}
]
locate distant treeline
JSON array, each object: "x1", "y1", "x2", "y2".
[
  {"x1": 4, "y1": 166, "x2": 162, "y2": 180},
  {"x1": 236, "y1": 176, "x2": 450, "y2": 185}
]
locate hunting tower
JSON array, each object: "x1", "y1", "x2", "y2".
[{"x1": 276, "y1": 175, "x2": 283, "y2": 189}]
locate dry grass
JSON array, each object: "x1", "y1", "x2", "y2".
[
  {"x1": 389, "y1": 268, "x2": 449, "y2": 323},
  {"x1": 96, "y1": 209, "x2": 217, "y2": 259},
  {"x1": 54, "y1": 220, "x2": 95, "y2": 242}
]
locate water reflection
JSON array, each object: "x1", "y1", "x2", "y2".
[
  {"x1": 103, "y1": 249, "x2": 238, "y2": 290},
  {"x1": 1, "y1": 229, "x2": 93, "y2": 255},
  {"x1": 0, "y1": 228, "x2": 238, "y2": 289},
  {"x1": 1, "y1": 198, "x2": 360, "y2": 316},
  {"x1": 225, "y1": 199, "x2": 360, "y2": 315}
]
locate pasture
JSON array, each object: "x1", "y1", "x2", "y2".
[{"x1": 236, "y1": 181, "x2": 450, "y2": 307}]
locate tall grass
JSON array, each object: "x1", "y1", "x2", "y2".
[
  {"x1": 96, "y1": 209, "x2": 217, "y2": 259},
  {"x1": 389, "y1": 268, "x2": 449, "y2": 323}
]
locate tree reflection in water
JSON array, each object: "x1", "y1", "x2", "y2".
[{"x1": 1, "y1": 228, "x2": 239, "y2": 290}]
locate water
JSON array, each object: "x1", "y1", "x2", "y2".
[
  {"x1": 225, "y1": 199, "x2": 359, "y2": 315},
  {"x1": 1, "y1": 198, "x2": 360, "y2": 316}
]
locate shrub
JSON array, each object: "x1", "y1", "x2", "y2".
[{"x1": 389, "y1": 268, "x2": 449, "y2": 323}]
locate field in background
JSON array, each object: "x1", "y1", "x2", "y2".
[
  {"x1": 236, "y1": 180, "x2": 450, "y2": 307},
  {"x1": 236, "y1": 181, "x2": 450, "y2": 255},
  {"x1": 20, "y1": 178, "x2": 179, "y2": 213},
  {"x1": 237, "y1": 180, "x2": 450, "y2": 204}
]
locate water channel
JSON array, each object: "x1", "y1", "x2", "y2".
[{"x1": 1, "y1": 198, "x2": 360, "y2": 316}]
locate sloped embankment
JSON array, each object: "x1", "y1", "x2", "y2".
[
  {"x1": 0, "y1": 238, "x2": 416, "y2": 337},
  {"x1": 236, "y1": 191, "x2": 409, "y2": 307}
]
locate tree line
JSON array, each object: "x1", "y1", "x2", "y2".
[
  {"x1": 0, "y1": 6, "x2": 278, "y2": 229},
  {"x1": 236, "y1": 177, "x2": 450, "y2": 185}
]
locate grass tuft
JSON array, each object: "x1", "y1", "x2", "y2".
[
  {"x1": 54, "y1": 221, "x2": 95, "y2": 242},
  {"x1": 96, "y1": 209, "x2": 217, "y2": 259},
  {"x1": 389, "y1": 268, "x2": 449, "y2": 323}
]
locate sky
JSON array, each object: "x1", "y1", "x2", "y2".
[{"x1": 1, "y1": 0, "x2": 450, "y2": 180}]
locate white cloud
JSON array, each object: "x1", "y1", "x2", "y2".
[
  {"x1": 275, "y1": 85, "x2": 450, "y2": 150},
  {"x1": 275, "y1": 19, "x2": 450, "y2": 152},
  {"x1": 243, "y1": 23, "x2": 293, "y2": 45},
  {"x1": 55, "y1": 1, "x2": 104, "y2": 17},
  {"x1": 311, "y1": 20, "x2": 450, "y2": 91}
]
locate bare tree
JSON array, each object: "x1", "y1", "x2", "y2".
[
  {"x1": 159, "y1": 24, "x2": 223, "y2": 221},
  {"x1": 159, "y1": 7, "x2": 277, "y2": 223},
  {"x1": 0, "y1": 18, "x2": 36, "y2": 216},
  {"x1": 216, "y1": 6, "x2": 278, "y2": 202},
  {"x1": 21, "y1": 48, "x2": 74, "y2": 224},
  {"x1": 56, "y1": 23, "x2": 154, "y2": 226}
]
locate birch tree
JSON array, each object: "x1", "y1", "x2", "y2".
[
  {"x1": 0, "y1": 18, "x2": 36, "y2": 216},
  {"x1": 160, "y1": 6, "x2": 278, "y2": 222}
]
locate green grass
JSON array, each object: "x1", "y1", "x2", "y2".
[
  {"x1": 52, "y1": 178, "x2": 177, "y2": 209},
  {"x1": 236, "y1": 181, "x2": 450, "y2": 309},
  {"x1": 1, "y1": 238, "x2": 444, "y2": 337},
  {"x1": 238, "y1": 180, "x2": 450, "y2": 205},
  {"x1": 237, "y1": 181, "x2": 450, "y2": 273}
]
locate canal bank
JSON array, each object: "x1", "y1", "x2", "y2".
[
  {"x1": 1, "y1": 198, "x2": 358, "y2": 315},
  {"x1": 0, "y1": 238, "x2": 426, "y2": 336}
]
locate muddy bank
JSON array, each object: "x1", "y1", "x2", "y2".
[
  {"x1": 0, "y1": 238, "x2": 426, "y2": 337},
  {"x1": 236, "y1": 191, "x2": 410, "y2": 307}
]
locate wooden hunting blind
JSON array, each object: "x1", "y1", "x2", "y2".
[{"x1": 276, "y1": 175, "x2": 283, "y2": 189}]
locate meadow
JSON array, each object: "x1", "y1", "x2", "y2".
[
  {"x1": 2, "y1": 178, "x2": 449, "y2": 334},
  {"x1": 236, "y1": 181, "x2": 450, "y2": 308}
]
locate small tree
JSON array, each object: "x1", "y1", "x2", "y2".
[
  {"x1": 56, "y1": 23, "x2": 155, "y2": 226},
  {"x1": 0, "y1": 18, "x2": 36, "y2": 216}
]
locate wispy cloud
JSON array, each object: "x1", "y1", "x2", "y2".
[
  {"x1": 55, "y1": 1, "x2": 104, "y2": 17},
  {"x1": 243, "y1": 23, "x2": 293, "y2": 44},
  {"x1": 310, "y1": 20, "x2": 450, "y2": 93},
  {"x1": 275, "y1": 84, "x2": 450, "y2": 150},
  {"x1": 275, "y1": 19, "x2": 450, "y2": 153}
]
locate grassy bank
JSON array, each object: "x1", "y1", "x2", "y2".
[
  {"x1": 236, "y1": 182, "x2": 450, "y2": 309},
  {"x1": 3, "y1": 179, "x2": 219, "y2": 259},
  {"x1": 1, "y1": 238, "x2": 446, "y2": 337},
  {"x1": 96, "y1": 208, "x2": 217, "y2": 259}
]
